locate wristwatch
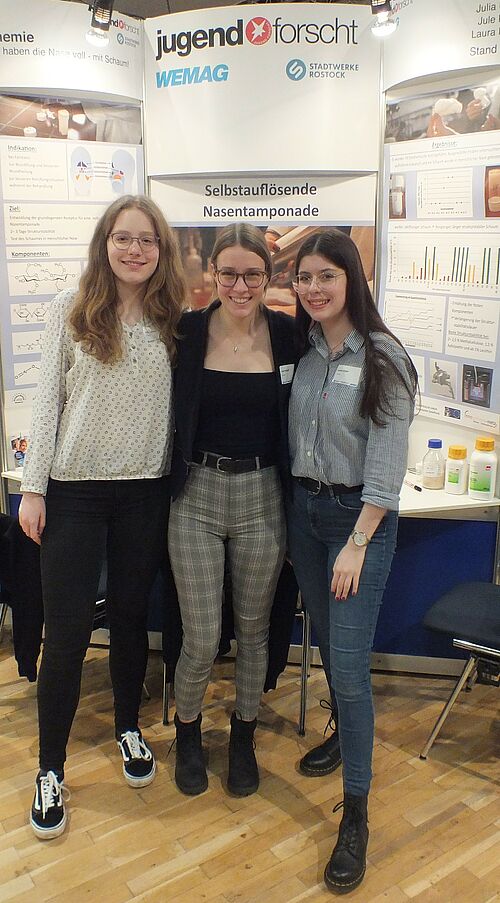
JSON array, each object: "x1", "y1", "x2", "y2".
[{"x1": 350, "y1": 529, "x2": 370, "y2": 548}]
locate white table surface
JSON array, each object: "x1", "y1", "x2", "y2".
[{"x1": 4, "y1": 468, "x2": 499, "y2": 517}]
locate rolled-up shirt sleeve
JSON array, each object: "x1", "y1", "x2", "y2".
[
  {"x1": 20, "y1": 293, "x2": 70, "y2": 496},
  {"x1": 362, "y1": 348, "x2": 415, "y2": 511}
]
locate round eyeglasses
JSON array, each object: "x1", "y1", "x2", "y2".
[
  {"x1": 215, "y1": 268, "x2": 268, "y2": 289},
  {"x1": 293, "y1": 271, "x2": 345, "y2": 292},
  {"x1": 109, "y1": 232, "x2": 159, "y2": 252}
]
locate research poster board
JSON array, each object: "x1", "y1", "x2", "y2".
[
  {"x1": 0, "y1": 0, "x2": 143, "y2": 101},
  {"x1": 379, "y1": 76, "x2": 500, "y2": 434},
  {"x1": 144, "y1": 4, "x2": 381, "y2": 175},
  {"x1": 383, "y1": 0, "x2": 500, "y2": 91},
  {"x1": 151, "y1": 174, "x2": 376, "y2": 311},
  {"x1": 0, "y1": 118, "x2": 144, "y2": 454}
]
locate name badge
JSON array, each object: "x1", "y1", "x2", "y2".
[
  {"x1": 142, "y1": 325, "x2": 158, "y2": 343},
  {"x1": 332, "y1": 365, "x2": 361, "y2": 387},
  {"x1": 279, "y1": 363, "x2": 295, "y2": 385}
]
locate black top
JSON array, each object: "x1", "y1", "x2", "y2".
[
  {"x1": 196, "y1": 369, "x2": 279, "y2": 458},
  {"x1": 170, "y1": 300, "x2": 298, "y2": 500}
]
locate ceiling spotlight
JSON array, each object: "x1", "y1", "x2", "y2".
[
  {"x1": 370, "y1": 0, "x2": 398, "y2": 38},
  {"x1": 86, "y1": 1, "x2": 114, "y2": 48}
]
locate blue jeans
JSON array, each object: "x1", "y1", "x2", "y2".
[{"x1": 287, "y1": 482, "x2": 398, "y2": 795}]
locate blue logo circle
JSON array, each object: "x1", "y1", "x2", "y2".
[
  {"x1": 286, "y1": 59, "x2": 307, "y2": 81},
  {"x1": 117, "y1": 32, "x2": 124, "y2": 44}
]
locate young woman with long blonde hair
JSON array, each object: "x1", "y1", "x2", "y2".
[{"x1": 19, "y1": 195, "x2": 187, "y2": 839}]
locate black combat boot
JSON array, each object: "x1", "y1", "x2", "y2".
[
  {"x1": 299, "y1": 700, "x2": 342, "y2": 777},
  {"x1": 174, "y1": 712, "x2": 208, "y2": 796},
  {"x1": 227, "y1": 712, "x2": 259, "y2": 796},
  {"x1": 324, "y1": 793, "x2": 369, "y2": 894}
]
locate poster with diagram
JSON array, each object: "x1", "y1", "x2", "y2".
[
  {"x1": 379, "y1": 75, "x2": 500, "y2": 434},
  {"x1": 0, "y1": 97, "x2": 143, "y2": 456}
]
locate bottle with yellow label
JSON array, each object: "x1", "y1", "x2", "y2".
[{"x1": 468, "y1": 437, "x2": 497, "y2": 500}]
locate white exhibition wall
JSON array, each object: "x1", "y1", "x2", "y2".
[
  {"x1": 0, "y1": 0, "x2": 499, "y2": 477},
  {"x1": 0, "y1": 0, "x2": 143, "y2": 100},
  {"x1": 144, "y1": 3, "x2": 381, "y2": 175}
]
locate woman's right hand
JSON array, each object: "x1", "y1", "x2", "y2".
[{"x1": 19, "y1": 492, "x2": 46, "y2": 545}]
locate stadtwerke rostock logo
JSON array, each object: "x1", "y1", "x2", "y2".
[{"x1": 286, "y1": 59, "x2": 307, "y2": 81}]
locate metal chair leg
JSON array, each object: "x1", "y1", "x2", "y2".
[
  {"x1": 420, "y1": 655, "x2": 478, "y2": 759},
  {"x1": 162, "y1": 661, "x2": 170, "y2": 725},
  {"x1": 298, "y1": 608, "x2": 312, "y2": 736},
  {"x1": 0, "y1": 602, "x2": 8, "y2": 643},
  {"x1": 142, "y1": 681, "x2": 151, "y2": 701}
]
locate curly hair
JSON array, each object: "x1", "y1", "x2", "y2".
[
  {"x1": 69, "y1": 195, "x2": 188, "y2": 364},
  {"x1": 294, "y1": 229, "x2": 417, "y2": 425}
]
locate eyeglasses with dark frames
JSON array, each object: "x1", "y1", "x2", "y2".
[
  {"x1": 215, "y1": 268, "x2": 268, "y2": 289},
  {"x1": 293, "y1": 270, "x2": 345, "y2": 292},
  {"x1": 109, "y1": 232, "x2": 159, "y2": 252}
]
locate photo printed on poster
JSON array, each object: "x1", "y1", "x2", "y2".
[{"x1": 151, "y1": 174, "x2": 376, "y2": 313}]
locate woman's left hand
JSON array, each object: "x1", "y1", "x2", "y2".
[{"x1": 331, "y1": 543, "x2": 366, "y2": 600}]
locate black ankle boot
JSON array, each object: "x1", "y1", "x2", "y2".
[
  {"x1": 324, "y1": 793, "x2": 369, "y2": 894},
  {"x1": 174, "y1": 713, "x2": 208, "y2": 796},
  {"x1": 299, "y1": 700, "x2": 342, "y2": 777},
  {"x1": 227, "y1": 712, "x2": 259, "y2": 797}
]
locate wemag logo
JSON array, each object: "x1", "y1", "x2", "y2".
[{"x1": 155, "y1": 14, "x2": 359, "y2": 61}]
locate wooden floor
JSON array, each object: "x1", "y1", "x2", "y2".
[{"x1": 1, "y1": 635, "x2": 499, "y2": 903}]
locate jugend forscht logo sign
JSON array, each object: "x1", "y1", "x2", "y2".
[{"x1": 154, "y1": 14, "x2": 359, "y2": 87}]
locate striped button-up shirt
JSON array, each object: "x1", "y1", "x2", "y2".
[{"x1": 288, "y1": 324, "x2": 415, "y2": 511}]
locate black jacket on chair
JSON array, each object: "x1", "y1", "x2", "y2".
[
  {"x1": 163, "y1": 300, "x2": 299, "y2": 689},
  {"x1": 0, "y1": 513, "x2": 43, "y2": 681}
]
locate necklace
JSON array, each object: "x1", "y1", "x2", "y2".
[{"x1": 328, "y1": 336, "x2": 347, "y2": 355}]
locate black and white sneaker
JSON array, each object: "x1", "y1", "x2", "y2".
[
  {"x1": 30, "y1": 770, "x2": 69, "y2": 840},
  {"x1": 117, "y1": 730, "x2": 156, "y2": 788}
]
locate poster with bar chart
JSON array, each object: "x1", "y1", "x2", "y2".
[
  {"x1": 387, "y1": 229, "x2": 500, "y2": 298},
  {"x1": 380, "y1": 79, "x2": 500, "y2": 433}
]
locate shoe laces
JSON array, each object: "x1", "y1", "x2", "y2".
[
  {"x1": 319, "y1": 699, "x2": 337, "y2": 736},
  {"x1": 38, "y1": 771, "x2": 70, "y2": 817},
  {"x1": 119, "y1": 730, "x2": 152, "y2": 763},
  {"x1": 332, "y1": 800, "x2": 364, "y2": 853}
]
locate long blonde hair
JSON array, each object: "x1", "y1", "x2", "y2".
[{"x1": 69, "y1": 195, "x2": 187, "y2": 363}]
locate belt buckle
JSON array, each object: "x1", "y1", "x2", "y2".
[
  {"x1": 216, "y1": 455, "x2": 232, "y2": 472},
  {"x1": 311, "y1": 479, "x2": 322, "y2": 496}
]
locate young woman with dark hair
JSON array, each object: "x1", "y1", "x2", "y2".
[
  {"x1": 287, "y1": 229, "x2": 417, "y2": 894},
  {"x1": 19, "y1": 194, "x2": 187, "y2": 839},
  {"x1": 168, "y1": 223, "x2": 296, "y2": 798}
]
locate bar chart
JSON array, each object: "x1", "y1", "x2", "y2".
[{"x1": 387, "y1": 232, "x2": 500, "y2": 296}]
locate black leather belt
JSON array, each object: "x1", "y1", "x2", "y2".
[
  {"x1": 295, "y1": 476, "x2": 363, "y2": 497},
  {"x1": 193, "y1": 450, "x2": 276, "y2": 474}
]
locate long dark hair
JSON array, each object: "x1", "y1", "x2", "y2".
[{"x1": 295, "y1": 229, "x2": 417, "y2": 425}]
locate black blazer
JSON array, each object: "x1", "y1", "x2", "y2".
[
  {"x1": 163, "y1": 300, "x2": 299, "y2": 690},
  {"x1": 170, "y1": 300, "x2": 298, "y2": 500}
]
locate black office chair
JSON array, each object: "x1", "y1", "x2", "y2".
[{"x1": 420, "y1": 581, "x2": 500, "y2": 759}]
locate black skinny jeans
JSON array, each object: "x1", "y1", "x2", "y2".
[{"x1": 38, "y1": 477, "x2": 168, "y2": 775}]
